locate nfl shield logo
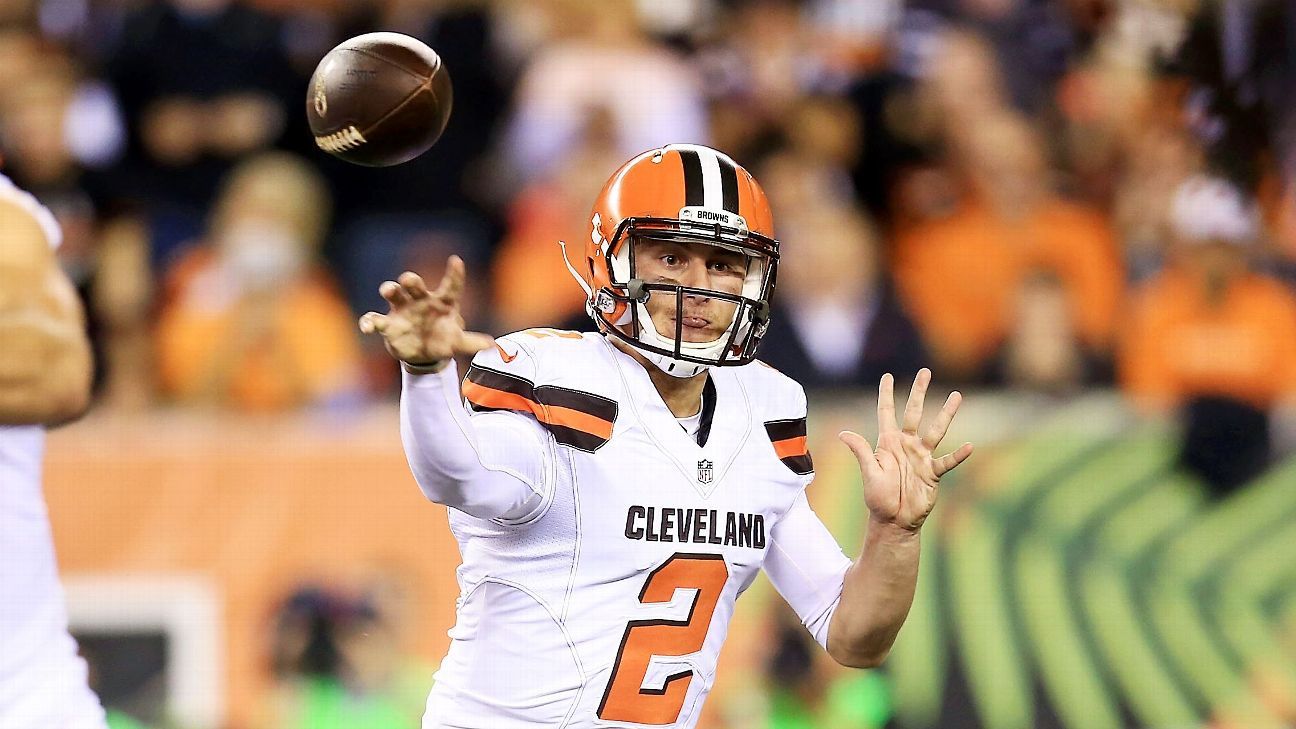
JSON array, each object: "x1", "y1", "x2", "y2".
[{"x1": 697, "y1": 459, "x2": 714, "y2": 485}]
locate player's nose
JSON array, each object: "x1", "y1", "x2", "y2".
[{"x1": 680, "y1": 253, "x2": 710, "y2": 291}]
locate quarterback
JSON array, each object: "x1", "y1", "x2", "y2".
[
  {"x1": 360, "y1": 144, "x2": 973, "y2": 728},
  {"x1": 0, "y1": 173, "x2": 104, "y2": 729}
]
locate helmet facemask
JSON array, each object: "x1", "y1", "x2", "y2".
[{"x1": 589, "y1": 216, "x2": 779, "y2": 378}]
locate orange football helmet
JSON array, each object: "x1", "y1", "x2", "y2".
[{"x1": 562, "y1": 144, "x2": 779, "y2": 377}]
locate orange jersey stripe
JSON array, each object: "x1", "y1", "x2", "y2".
[
  {"x1": 463, "y1": 379, "x2": 536, "y2": 414},
  {"x1": 463, "y1": 380, "x2": 613, "y2": 440},
  {"x1": 772, "y1": 436, "x2": 808, "y2": 460}
]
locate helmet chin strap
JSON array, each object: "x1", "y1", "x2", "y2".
[{"x1": 640, "y1": 349, "x2": 710, "y2": 379}]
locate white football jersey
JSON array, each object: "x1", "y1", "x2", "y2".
[
  {"x1": 0, "y1": 174, "x2": 106, "y2": 729},
  {"x1": 405, "y1": 331, "x2": 851, "y2": 729}
]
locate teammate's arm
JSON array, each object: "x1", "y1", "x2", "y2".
[
  {"x1": 361, "y1": 256, "x2": 549, "y2": 521},
  {"x1": 826, "y1": 369, "x2": 973, "y2": 668},
  {"x1": 0, "y1": 199, "x2": 92, "y2": 426}
]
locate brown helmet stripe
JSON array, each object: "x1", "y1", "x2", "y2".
[
  {"x1": 717, "y1": 154, "x2": 740, "y2": 214},
  {"x1": 678, "y1": 148, "x2": 706, "y2": 207}
]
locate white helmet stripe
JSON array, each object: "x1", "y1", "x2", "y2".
[{"x1": 698, "y1": 148, "x2": 723, "y2": 210}]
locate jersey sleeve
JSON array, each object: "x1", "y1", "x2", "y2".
[
  {"x1": 399, "y1": 341, "x2": 553, "y2": 524},
  {"x1": 764, "y1": 491, "x2": 853, "y2": 649}
]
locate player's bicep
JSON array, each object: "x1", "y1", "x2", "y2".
[
  {"x1": 467, "y1": 408, "x2": 555, "y2": 524},
  {"x1": 765, "y1": 491, "x2": 853, "y2": 649}
]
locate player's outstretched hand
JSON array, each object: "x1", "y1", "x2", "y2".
[
  {"x1": 838, "y1": 369, "x2": 973, "y2": 532},
  {"x1": 358, "y1": 255, "x2": 494, "y2": 369}
]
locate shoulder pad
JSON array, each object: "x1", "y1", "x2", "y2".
[
  {"x1": 742, "y1": 361, "x2": 813, "y2": 476},
  {"x1": 461, "y1": 329, "x2": 617, "y2": 452}
]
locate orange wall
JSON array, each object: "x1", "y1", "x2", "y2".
[{"x1": 44, "y1": 408, "x2": 464, "y2": 729}]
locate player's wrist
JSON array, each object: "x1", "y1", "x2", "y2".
[
  {"x1": 401, "y1": 359, "x2": 449, "y2": 375},
  {"x1": 867, "y1": 516, "x2": 923, "y2": 541}
]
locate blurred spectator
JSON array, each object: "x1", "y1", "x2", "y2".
[
  {"x1": 501, "y1": 0, "x2": 707, "y2": 188},
  {"x1": 904, "y1": 0, "x2": 1079, "y2": 114},
  {"x1": 763, "y1": 607, "x2": 892, "y2": 729},
  {"x1": 106, "y1": 0, "x2": 300, "y2": 262},
  {"x1": 155, "y1": 152, "x2": 363, "y2": 411},
  {"x1": 782, "y1": 95, "x2": 864, "y2": 203},
  {"x1": 259, "y1": 585, "x2": 420, "y2": 729},
  {"x1": 1110, "y1": 123, "x2": 1202, "y2": 281},
  {"x1": 1119, "y1": 175, "x2": 1296, "y2": 493},
  {"x1": 1168, "y1": 0, "x2": 1296, "y2": 190},
  {"x1": 760, "y1": 204, "x2": 928, "y2": 389},
  {"x1": 994, "y1": 270, "x2": 1095, "y2": 393},
  {"x1": 893, "y1": 111, "x2": 1123, "y2": 382},
  {"x1": 491, "y1": 109, "x2": 618, "y2": 333}
]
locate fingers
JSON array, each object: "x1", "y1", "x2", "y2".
[
  {"x1": 358, "y1": 311, "x2": 387, "y2": 335},
  {"x1": 458, "y1": 330, "x2": 496, "y2": 354},
  {"x1": 397, "y1": 270, "x2": 430, "y2": 299},
  {"x1": 933, "y1": 442, "x2": 974, "y2": 478},
  {"x1": 877, "y1": 373, "x2": 897, "y2": 434},
  {"x1": 432, "y1": 255, "x2": 466, "y2": 306},
  {"x1": 379, "y1": 280, "x2": 411, "y2": 308},
  {"x1": 902, "y1": 368, "x2": 931, "y2": 434},
  {"x1": 922, "y1": 390, "x2": 963, "y2": 450},
  {"x1": 838, "y1": 430, "x2": 884, "y2": 482}
]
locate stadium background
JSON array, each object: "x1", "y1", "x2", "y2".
[{"x1": 3, "y1": 0, "x2": 1296, "y2": 727}]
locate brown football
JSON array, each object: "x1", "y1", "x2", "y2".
[{"x1": 306, "y1": 32, "x2": 452, "y2": 167}]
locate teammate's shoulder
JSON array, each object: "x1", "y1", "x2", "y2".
[{"x1": 0, "y1": 175, "x2": 61, "y2": 252}]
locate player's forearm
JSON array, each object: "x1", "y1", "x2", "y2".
[
  {"x1": 0, "y1": 312, "x2": 92, "y2": 426},
  {"x1": 400, "y1": 363, "x2": 542, "y2": 520},
  {"x1": 825, "y1": 518, "x2": 921, "y2": 668}
]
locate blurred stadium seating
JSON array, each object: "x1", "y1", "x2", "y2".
[{"x1": 4, "y1": 0, "x2": 1296, "y2": 727}]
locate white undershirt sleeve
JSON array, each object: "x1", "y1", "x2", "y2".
[
  {"x1": 399, "y1": 361, "x2": 551, "y2": 523},
  {"x1": 765, "y1": 490, "x2": 854, "y2": 649}
]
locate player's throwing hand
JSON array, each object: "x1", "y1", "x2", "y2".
[
  {"x1": 838, "y1": 368, "x2": 973, "y2": 532},
  {"x1": 358, "y1": 255, "x2": 495, "y2": 369}
]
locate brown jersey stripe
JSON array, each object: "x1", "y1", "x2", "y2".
[
  {"x1": 465, "y1": 364, "x2": 536, "y2": 399},
  {"x1": 764, "y1": 417, "x2": 807, "y2": 443},
  {"x1": 463, "y1": 380, "x2": 614, "y2": 440},
  {"x1": 780, "y1": 454, "x2": 814, "y2": 475},
  {"x1": 463, "y1": 365, "x2": 617, "y2": 449},
  {"x1": 765, "y1": 417, "x2": 812, "y2": 474},
  {"x1": 465, "y1": 365, "x2": 617, "y2": 422},
  {"x1": 535, "y1": 385, "x2": 619, "y2": 424}
]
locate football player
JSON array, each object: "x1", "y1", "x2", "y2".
[
  {"x1": 0, "y1": 172, "x2": 105, "y2": 728},
  {"x1": 360, "y1": 144, "x2": 973, "y2": 728}
]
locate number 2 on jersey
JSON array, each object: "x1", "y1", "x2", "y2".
[{"x1": 598, "y1": 553, "x2": 729, "y2": 724}]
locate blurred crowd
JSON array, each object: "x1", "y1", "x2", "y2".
[
  {"x1": 4, "y1": 0, "x2": 1296, "y2": 512},
  {"x1": 5, "y1": 0, "x2": 1296, "y2": 726},
  {"x1": 3, "y1": 0, "x2": 1296, "y2": 410}
]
